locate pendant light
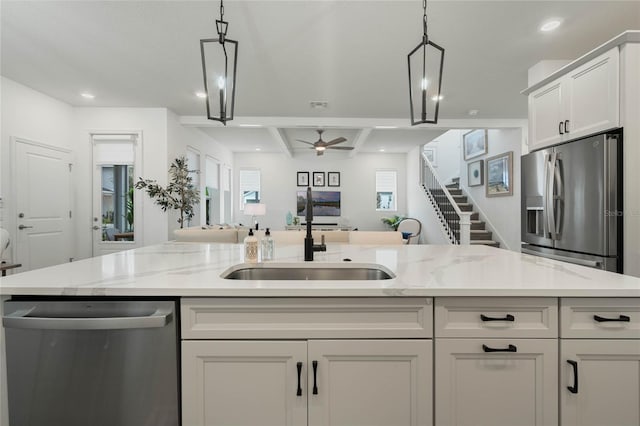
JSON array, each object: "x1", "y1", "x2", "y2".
[
  {"x1": 408, "y1": 0, "x2": 444, "y2": 125},
  {"x1": 200, "y1": 0, "x2": 238, "y2": 124}
]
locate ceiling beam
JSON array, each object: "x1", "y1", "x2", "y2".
[
  {"x1": 348, "y1": 128, "x2": 373, "y2": 158},
  {"x1": 267, "y1": 127, "x2": 293, "y2": 158},
  {"x1": 179, "y1": 115, "x2": 528, "y2": 130}
]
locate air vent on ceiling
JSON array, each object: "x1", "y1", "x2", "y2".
[{"x1": 309, "y1": 101, "x2": 328, "y2": 109}]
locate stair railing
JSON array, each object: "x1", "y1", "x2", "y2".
[{"x1": 420, "y1": 152, "x2": 472, "y2": 245}]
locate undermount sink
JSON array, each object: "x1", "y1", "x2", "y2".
[{"x1": 221, "y1": 263, "x2": 395, "y2": 280}]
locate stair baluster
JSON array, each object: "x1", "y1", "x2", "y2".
[{"x1": 420, "y1": 153, "x2": 472, "y2": 245}]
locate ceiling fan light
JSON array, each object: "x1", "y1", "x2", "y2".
[{"x1": 316, "y1": 146, "x2": 326, "y2": 151}]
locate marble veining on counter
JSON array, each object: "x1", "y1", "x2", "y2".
[{"x1": 1, "y1": 243, "x2": 639, "y2": 297}]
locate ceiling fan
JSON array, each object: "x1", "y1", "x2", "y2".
[{"x1": 296, "y1": 129, "x2": 353, "y2": 156}]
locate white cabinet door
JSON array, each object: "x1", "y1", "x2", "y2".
[
  {"x1": 182, "y1": 340, "x2": 308, "y2": 426},
  {"x1": 565, "y1": 48, "x2": 619, "y2": 141},
  {"x1": 435, "y1": 338, "x2": 558, "y2": 426},
  {"x1": 308, "y1": 339, "x2": 432, "y2": 426},
  {"x1": 561, "y1": 339, "x2": 640, "y2": 426},
  {"x1": 529, "y1": 80, "x2": 565, "y2": 150}
]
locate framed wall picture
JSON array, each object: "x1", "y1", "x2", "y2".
[
  {"x1": 328, "y1": 172, "x2": 340, "y2": 187},
  {"x1": 312, "y1": 171, "x2": 325, "y2": 187},
  {"x1": 463, "y1": 129, "x2": 488, "y2": 161},
  {"x1": 424, "y1": 147, "x2": 437, "y2": 167},
  {"x1": 486, "y1": 151, "x2": 513, "y2": 197},
  {"x1": 468, "y1": 160, "x2": 484, "y2": 187},
  {"x1": 297, "y1": 171, "x2": 309, "y2": 187}
]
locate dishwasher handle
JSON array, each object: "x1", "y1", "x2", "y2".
[{"x1": 3, "y1": 308, "x2": 172, "y2": 330}]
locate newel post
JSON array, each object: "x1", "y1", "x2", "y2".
[{"x1": 459, "y1": 212, "x2": 472, "y2": 245}]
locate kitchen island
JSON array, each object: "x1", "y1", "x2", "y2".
[
  {"x1": 1, "y1": 242, "x2": 639, "y2": 426},
  {"x1": 1, "y1": 242, "x2": 639, "y2": 297}
]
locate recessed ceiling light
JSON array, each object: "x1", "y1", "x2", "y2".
[
  {"x1": 239, "y1": 124, "x2": 262, "y2": 128},
  {"x1": 255, "y1": 147, "x2": 261, "y2": 151},
  {"x1": 431, "y1": 95, "x2": 444, "y2": 101},
  {"x1": 468, "y1": 109, "x2": 479, "y2": 116},
  {"x1": 195, "y1": 92, "x2": 207, "y2": 99},
  {"x1": 540, "y1": 19, "x2": 562, "y2": 32},
  {"x1": 81, "y1": 92, "x2": 95, "y2": 99},
  {"x1": 379, "y1": 148, "x2": 386, "y2": 152},
  {"x1": 375, "y1": 126, "x2": 397, "y2": 129}
]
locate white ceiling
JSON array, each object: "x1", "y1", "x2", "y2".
[{"x1": 2, "y1": 1, "x2": 639, "y2": 155}]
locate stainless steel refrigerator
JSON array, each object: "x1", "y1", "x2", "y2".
[{"x1": 521, "y1": 130, "x2": 623, "y2": 273}]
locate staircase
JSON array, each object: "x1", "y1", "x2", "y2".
[{"x1": 445, "y1": 179, "x2": 500, "y2": 248}]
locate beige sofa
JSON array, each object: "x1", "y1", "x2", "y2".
[{"x1": 173, "y1": 227, "x2": 401, "y2": 245}]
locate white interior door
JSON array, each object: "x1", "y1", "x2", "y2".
[
  {"x1": 15, "y1": 140, "x2": 72, "y2": 271},
  {"x1": 92, "y1": 134, "x2": 142, "y2": 257}
]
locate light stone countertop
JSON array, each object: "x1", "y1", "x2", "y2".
[{"x1": 1, "y1": 242, "x2": 639, "y2": 297}]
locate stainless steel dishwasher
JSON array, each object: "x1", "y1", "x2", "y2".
[{"x1": 3, "y1": 299, "x2": 179, "y2": 426}]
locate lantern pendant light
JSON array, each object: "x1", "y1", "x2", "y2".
[
  {"x1": 408, "y1": 0, "x2": 444, "y2": 125},
  {"x1": 200, "y1": 0, "x2": 238, "y2": 124}
]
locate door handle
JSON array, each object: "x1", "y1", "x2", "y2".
[
  {"x1": 567, "y1": 360, "x2": 578, "y2": 394},
  {"x1": 296, "y1": 362, "x2": 303, "y2": 396},
  {"x1": 564, "y1": 120, "x2": 570, "y2": 133},
  {"x1": 558, "y1": 121, "x2": 564, "y2": 135},
  {"x1": 92, "y1": 225, "x2": 101, "y2": 230},
  {"x1": 593, "y1": 314, "x2": 630, "y2": 323},
  {"x1": 312, "y1": 360, "x2": 318, "y2": 395},
  {"x1": 482, "y1": 344, "x2": 517, "y2": 353},
  {"x1": 18, "y1": 225, "x2": 33, "y2": 230},
  {"x1": 480, "y1": 314, "x2": 515, "y2": 322},
  {"x1": 3, "y1": 308, "x2": 172, "y2": 330}
]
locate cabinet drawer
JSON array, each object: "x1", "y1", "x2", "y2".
[
  {"x1": 181, "y1": 297, "x2": 433, "y2": 339},
  {"x1": 561, "y1": 298, "x2": 640, "y2": 338},
  {"x1": 435, "y1": 297, "x2": 558, "y2": 338}
]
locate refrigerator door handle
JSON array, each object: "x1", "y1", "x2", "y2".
[
  {"x1": 554, "y1": 156, "x2": 564, "y2": 238},
  {"x1": 546, "y1": 152, "x2": 558, "y2": 240}
]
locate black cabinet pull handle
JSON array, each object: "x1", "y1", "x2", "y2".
[
  {"x1": 594, "y1": 314, "x2": 630, "y2": 323},
  {"x1": 567, "y1": 360, "x2": 578, "y2": 394},
  {"x1": 559, "y1": 121, "x2": 564, "y2": 135},
  {"x1": 482, "y1": 344, "x2": 517, "y2": 353},
  {"x1": 312, "y1": 360, "x2": 318, "y2": 395},
  {"x1": 564, "y1": 119, "x2": 570, "y2": 133},
  {"x1": 480, "y1": 314, "x2": 515, "y2": 322},
  {"x1": 296, "y1": 362, "x2": 302, "y2": 396}
]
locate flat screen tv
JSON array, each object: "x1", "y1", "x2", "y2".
[{"x1": 297, "y1": 191, "x2": 341, "y2": 217}]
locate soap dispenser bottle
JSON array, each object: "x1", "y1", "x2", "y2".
[
  {"x1": 261, "y1": 228, "x2": 274, "y2": 261},
  {"x1": 244, "y1": 228, "x2": 259, "y2": 263}
]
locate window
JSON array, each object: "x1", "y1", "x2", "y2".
[
  {"x1": 375, "y1": 170, "x2": 397, "y2": 211},
  {"x1": 239, "y1": 169, "x2": 260, "y2": 209},
  {"x1": 205, "y1": 156, "x2": 220, "y2": 225},
  {"x1": 93, "y1": 136, "x2": 137, "y2": 243},
  {"x1": 186, "y1": 147, "x2": 201, "y2": 226},
  {"x1": 222, "y1": 165, "x2": 232, "y2": 223}
]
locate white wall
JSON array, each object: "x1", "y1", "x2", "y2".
[
  {"x1": 0, "y1": 77, "x2": 75, "y2": 262},
  {"x1": 72, "y1": 107, "x2": 169, "y2": 259},
  {"x1": 233, "y1": 152, "x2": 407, "y2": 231},
  {"x1": 166, "y1": 110, "x2": 233, "y2": 237},
  {"x1": 425, "y1": 131, "x2": 461, "y2": 184}
]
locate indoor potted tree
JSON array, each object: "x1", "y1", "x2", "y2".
[{"x1": 135, "y1": 157, "x2": 200, "y2": 229}]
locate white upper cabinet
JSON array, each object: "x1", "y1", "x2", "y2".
[{"x1": 528, "y1": 47, "x2": 620, "y2": 151}]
